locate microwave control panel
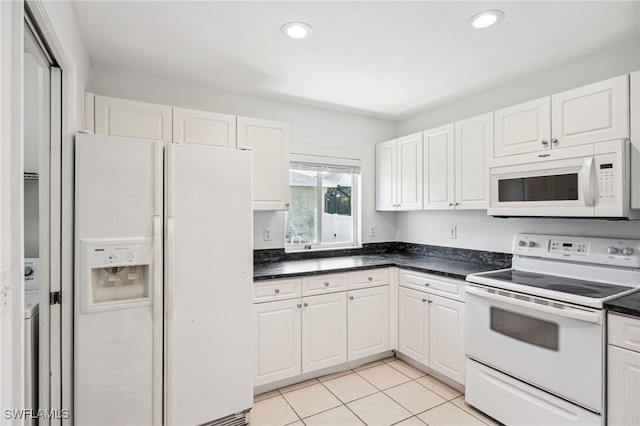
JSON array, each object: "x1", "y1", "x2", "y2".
[{"x1": 597, "y1": 162, "x2": 616, "y2": 206}]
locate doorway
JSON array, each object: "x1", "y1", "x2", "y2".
[{"x1": 23, "y1": 9, "x2": 63, "y2": 422}]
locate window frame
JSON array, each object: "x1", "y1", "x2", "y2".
[{"x1": 285, "y1": 157, "x2": 361, "y2": 253}]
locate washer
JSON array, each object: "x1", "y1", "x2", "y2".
[{"x1": 24, "y1": 258, "x2": 39, "y2": 421}]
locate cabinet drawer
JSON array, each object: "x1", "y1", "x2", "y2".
[
  {"x1": 399, "y1": 269, "x2": 464, "y2": 302},
  {"x1": 253, "y1": 278, "x2": 302, "y2": 303},
  {"x1": 608, "y1": 313, "x2": 640, "y2": 352},
  {"x1": 302, "y1": 273, "x2": 348, "y2": 296},
  {"x1": 348, "y1": 268, "x2": 390, "y2": 289}
]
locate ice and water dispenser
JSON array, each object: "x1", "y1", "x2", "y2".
[{"x1": 79, "y1": 238, "x2": 153, "y2": 313}]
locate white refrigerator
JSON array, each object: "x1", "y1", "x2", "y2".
[{"x1": 74, "y1": 133, "x2": 253, "y2": 426}]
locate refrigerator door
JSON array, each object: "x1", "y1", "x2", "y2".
[
  {"x1": 74, "y1": 133, "x2": 163, "y2": 425},
  {"x1": 165, "y1": 144, "x2": 253, "y2": 425}
]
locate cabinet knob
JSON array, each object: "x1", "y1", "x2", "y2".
[
  {"x1": 424, "y1": 283, "x2": 430, "y2": 287},
  {"x1": 428, "y1": 300, "x2": 433, "y2": 304},
  {"x1": 368, "y1": 277, "x2": 373, "y2": 282},
  {"x1": 297, "y1": 304, "x2": 302, "y2": 308},
  {"x1": 324, "y1": 282, "x2": 330, "y2": 287},
  {"x1": 541, "y1": 140, "x2": 549, "y2": 146},
  {"x1": 448, "y1": 202, "x2": 453, "y2": 207},
  {"x1": 422, "y1": 298, "x2": 427, "y2": 303},
  {"x1": 274, "y1": 289, "x2": 280, "y2": 294},
  {"x1": 349, "y1": 296, "x2": 354, "y2": 300},
  {"x1": 552, "y1": 138, "x2": 558, "y2": 145},
  {"x1": 303, "y1": 302, "x2": 308, "y2": 307},
  {"x1": 454, "y1": 202, "x2": 459, "y2": 206}
]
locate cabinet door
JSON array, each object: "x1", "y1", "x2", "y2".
[
  {"x1": 494, "y1": 97, "x2": 551, "y2": 157},
  {"x1": 94, "y1": 95, "x2": 172, "y2": 142},
  {"x1": 172, "y1": 107, "x2": 236, "y2": 147},
  {"x1": 552, "y1": 75, "x2": 629, "y2": 149},
  {"x1": 396, "y1": 133, "x2": 423, "y2": 211},
  {"x1": 429, "y1": 295, "x2": 465, "y2": 384},
  {"x1": 301, "y1": 292, "x2": 347, "y2": 374},
  {"x1": 348, "y1": 286, "x2": 390, "y2": 361},
  {"x1": 423, "y1": 124, "x2": 454, "y2": 210},
  {"x1": 237, "y1": 117, "x2": 290, "y2": 210},
  {"x1": 376, "y1": 139, "x2": 397, "y2": 210},
  {"x1": 631, "y1": 71, "x2": 640, "y2": 209},
  {"x1": 454, "y1": 113, "x2": 492, "y2": 210},
  {"x1": 253, "y1": 299, "x2": 301, "y2": 386},
  {"x1": 608, "y1": 345, "x2": 640, "y2": 426},
  {"x1": 398, "y1": 287, "x2": 429, "y2": 366}
]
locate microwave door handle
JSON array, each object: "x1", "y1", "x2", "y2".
[{"x1": 581, "y1": 157, "x2": 596, "y2": 207}]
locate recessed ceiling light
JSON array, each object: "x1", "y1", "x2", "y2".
[
  {"x1": 468, "y1": 10, "x2": 505, "y2": 29},
  {"x1": 281, "y1": 22, "x2": 313, "y2": 39}
]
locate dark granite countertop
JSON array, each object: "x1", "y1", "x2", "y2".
[
  {"x1": 605, "y1": 289, "x2": 640, "y2": 318},
  {"x1": 254, "y1": 252, "x2": 508, "y2": 281}
]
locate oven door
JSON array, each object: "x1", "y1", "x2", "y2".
[
  {"x1": 465, "y1": 283, "x2": 604, "y2": 413},
  {"x1": 488, "y1": 154, "x2": 597, "y2": 217}
]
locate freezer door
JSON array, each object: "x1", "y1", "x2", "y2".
[
  {"x1": 165, "y1": 144, "x2": 253, "y2": 425},
  {"x1": 74, "y1": 133, "x2": 163, "y2": 425}
]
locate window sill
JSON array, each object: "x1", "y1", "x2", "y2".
[{"x1": 284, "y1": 244, "x2": 362, "y2": 255}]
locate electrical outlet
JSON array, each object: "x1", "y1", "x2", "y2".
[
  {"x1": 263, "y1": 227, "x2": 272, "y2": 241},
  {"x1": 449, "y1": 226, "x2": 457, "y2": 239},
  {"x1": 369, "y1": 226, "x2": 376, "y2": 237}
]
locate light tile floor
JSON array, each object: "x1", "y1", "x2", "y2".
[{"x1": 250, "y1": 357, "x2": 502, "y2": 426}]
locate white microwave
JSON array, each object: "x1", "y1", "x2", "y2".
[{"x1": 488, "y1": 140, "x2": 640, "y2": 219}]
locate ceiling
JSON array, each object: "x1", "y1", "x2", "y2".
[{"x1": 72, "y1": 1, "x2": 640, "y2": 120}]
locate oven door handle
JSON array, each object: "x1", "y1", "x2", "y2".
[{"x1": 466, "y1": 285, "x2": 603, "y2": 324}]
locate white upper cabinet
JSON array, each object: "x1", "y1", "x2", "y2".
[
  {"x1": 552, "y1": 75, "x2": 629, "y2": 148},
  {"x1": 494, "y1": 97, "x2": 551, "y2": 157},
  {"x1": 375, "y1": 140, "x2": 397, "y2": 210},
  {"x1": 172, "y1": 107, "x2": 236, "y2": 148},
  {"x1": 375, "y1": 132, "x2": 423, "y2": 211},
  {"x1": 91, "y1": 94, "x2": 172, "y2": 142},
  {"x1": 631, "y1": 70, "x2": 640, "y2": 209},
  {"x1": 423, "y1": 124, "x2": 454, "y2": 210},
  {"x1": 237, "y1": 117, "x2": 290, "y2": 211},
  {"x1": 423, "y1": 113, "x2": 492, "y2": 210},
  {"x1": 494, "y1": 75, "x2": 629, "y2": 157},
  {"x1": 454, "y1": 113, "x2": 492, "y2": 210}
]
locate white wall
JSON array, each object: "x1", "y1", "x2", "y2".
[
  {"x1": 394, "y1": 37, "x2": 640, "y2": 254},
  {"x1": 89, "y1": 66, "x2": 397, "y2": 248}
]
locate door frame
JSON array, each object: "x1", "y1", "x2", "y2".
[{"x1": 23, "y1": 1, "x2": 77, "y2": 423}]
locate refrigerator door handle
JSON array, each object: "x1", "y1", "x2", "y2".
[
  {"x1": 152, "y1": 214, "x2": 163, "y2": 425},
  {"x1": 166, "y1": 215, "x2": 176, "y2": 424}
]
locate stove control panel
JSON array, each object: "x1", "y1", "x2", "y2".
[{"x1": 513, "y1": 233, "x2": 640, "y2": 268}]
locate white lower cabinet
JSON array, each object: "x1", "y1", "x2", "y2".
[
  {"x1": 607, "y1": 313, "x2": 640, "y2": 425},
  {"x1": 348, "y1": 286, "x2": 390, "y2": 361},
  {"x1": 302, "y1": 292, "x2": 347, "y2": 373},
  {"x1": 253, "y1": 298, "x2": 301, "y2": 387},
  {"x1": 253, "y1": 269, "x2": 390, "y2": 387},
  {"x1": 397, "y1": 270, "x2": 466, "y2": 385}
]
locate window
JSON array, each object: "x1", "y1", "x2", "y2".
[{"x1": 286, "y1": 159, "x2": 360, "y2": 251}]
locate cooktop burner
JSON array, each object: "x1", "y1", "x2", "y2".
[{"x1": 476, "y1": 269, "x2": 632, "y2": 299}]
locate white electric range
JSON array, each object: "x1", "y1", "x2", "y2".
[{"x1": 464, "y1": 233, "x2": 640, "y2": 426}]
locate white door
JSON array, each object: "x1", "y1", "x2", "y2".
[
  {"x1": 454, "y1": 113, "x2": 492, "y2": 210},
  {"x1": 396, "y1": 133, "x2": 423, "y2": 211},
  {"x1": 172, "y1": 107, "x2": 236, "y2": 147},
  {"x1": 551, "y1": 75, "x2": 629, "y2": 149},
  {"x1": 429, "y1": 295, "x2": 465, "y2": 384},
  {"x1": 347, "y1": 286, "x2": 389, "y2": 361},
  {"x1": 93, "y1": 94, "x2": 172, "y2": 142},
  {"x1": 253, "y1": 299, "x2": 301, "y2": 386},
  {"x1": 608, "y1": 345, "x2": 640, "y2": 426},
  {"x1": 398, "y1": 287, "x2": 429, "y2": 366},
  {"x1": 494, "y1": 97, "x2": 551, "y2": 157},
  {"x1": 301, "y1": 292, "x2": 347, "y2": 373},
  {"x1": 375, "y1": 139, "x2": 397, "y2": 210},
  {"x1": 237, "y1": 116, "x2": 290, "y2": 210},
  {"x1": 423, "y1": 124, "x2": 454, "y2": 210},
  {"x1": 166, "y1": 144, "x2": 253, "y2": 425}
]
